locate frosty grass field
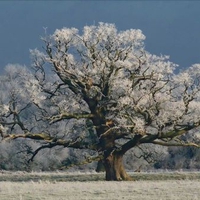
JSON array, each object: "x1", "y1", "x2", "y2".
[{"x1": 0, "y1": 171, "x2": 200, "y2": 200}]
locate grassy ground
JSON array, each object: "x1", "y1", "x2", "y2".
[{"x1": 0, "y1": 171, "x2": 200, "y2": 200}]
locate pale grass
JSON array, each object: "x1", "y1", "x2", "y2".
[{"x1": 0, "y1": 180, "x2": 200, "y2": 200}]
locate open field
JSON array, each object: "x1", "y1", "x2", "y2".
[{"x1": 0, "y1": 171, "x2": 200, "y2": 200}]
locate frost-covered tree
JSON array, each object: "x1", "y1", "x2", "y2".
[{"x1": 1, "y1": 23, "x2": 200, "y2": 180}]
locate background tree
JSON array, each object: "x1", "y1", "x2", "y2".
[{"x1": 1, "y1": 23, "x2": 200, "y2": 181}]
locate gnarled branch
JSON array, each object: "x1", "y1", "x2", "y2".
[
  {"x1": 152, "y1": 140, "x2": 200, "y2": 148},
  {"x1": 49, "y1": 112, "x2": 94, "y2": 124}
]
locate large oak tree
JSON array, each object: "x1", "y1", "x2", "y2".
[{"x1": 1, "y1": 23, "x2": 200, "y2": 180}]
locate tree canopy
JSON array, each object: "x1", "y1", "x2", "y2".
[{"x1": 1, "y1": 23, "x2": 200, "y2": 180}]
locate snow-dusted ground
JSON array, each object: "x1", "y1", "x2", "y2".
[
  {"x1": 0, "y1": 171, "x2": 200, "y2": 200},
  {"x1": 0, "y1": 180, "x2": 199, "y2": 200}
]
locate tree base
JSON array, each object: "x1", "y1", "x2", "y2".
[{"x1": 104, "y1": 152, "x2": 133, "y2": 181}]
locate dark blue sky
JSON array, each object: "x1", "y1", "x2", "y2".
[{"x1": 0, "y1": 1, "x2": 200, "y2": 73}]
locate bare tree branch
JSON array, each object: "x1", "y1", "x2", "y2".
[
  {"x1": 152, "y1": 140, "x2": 200, "y2": 148},
  {"x1": 49, "y1": 112, "x2": 94, "y2": 124}
]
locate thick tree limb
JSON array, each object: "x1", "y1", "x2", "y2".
[
  {"x1": 3, "y1": 133, "x2": 54, "y2": 142},
  {"x1": 152, "y1": 140, "x2": 200, "y2": 148},
  {"x1": 3, "y1": 132, "x2": 96, "y2": 149},
  {"x1": 120, "y1": 121, "x2": 200, "y2": 153},
  {"x1": 49, "y1": 112, "x2": 94, "y2": 124},
  {"x1": 120, "y1": 134, "x2": 143, "y2": 154},
  {"x1": 3, "y1": 132, "x2": 97, "y2": 162},
  {"x1": 158, "y1": 121, "x2": 200, "y2": 140}
]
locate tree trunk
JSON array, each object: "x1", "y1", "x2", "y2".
[
  {"x1": 96, "y1": 160, "x2": 105, "y2": 172},
  {"x1": 104, "y1": 152, "x2": 132, "y2": 181}
]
